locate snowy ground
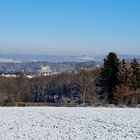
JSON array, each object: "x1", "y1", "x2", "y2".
[{"x1": 0, "y1": 107, "x2": 140, "y2": 140}]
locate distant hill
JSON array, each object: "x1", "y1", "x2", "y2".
[
  {"x1": 0, "y1": 53, "x2": 96, "y2": 63},
  {"x1": 1, "y1": 53, "x2": 139, "y2": 63},
  {"x1": 0, "y1": 61, "x2": 99, "y2": 75},
  {"x1": 0, "y1": 53, "x2": 100, "y2": 75}
]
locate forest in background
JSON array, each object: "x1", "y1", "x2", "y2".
[{"x1": 0, "y1": 52, "x2": 140, "y2": 106}]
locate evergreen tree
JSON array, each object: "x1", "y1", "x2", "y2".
[
  {"x1": 131, "y1": 58, "x2": 140, "y2": 90},
  {"x1": 99, "y1": 52, "x2": 120, "y2": 102},
  {"x1": 130, "y1": 58, "x2": 140, "y2": 104},
  {"x1": 118, "y1": 59, "x2": 132, "y2": 86},
  {"x1": 115, "y1": 59, "x2": 133, "y2": 105}
]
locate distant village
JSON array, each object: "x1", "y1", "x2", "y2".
[
  {"x1": 1, "y1": 65, "x2": 59, "y2": 78},
  {"x1": 0, "y1": 61, "x2": 99, "y2": 78}
]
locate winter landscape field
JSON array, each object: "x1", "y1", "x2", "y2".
[{"x1": 0, "y1": 107, "x2": 139, "y2": 140}]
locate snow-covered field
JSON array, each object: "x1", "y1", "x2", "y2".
[{"x1": 0, "y1": 107, "x2": 140, "y2": 140}]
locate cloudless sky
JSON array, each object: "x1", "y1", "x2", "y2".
[{"x1": 0, "y1": 0, "x2": 140, "y2": 56}]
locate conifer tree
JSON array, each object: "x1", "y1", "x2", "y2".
[
  {"x1": 131, "y1": 58, "x2": 140, "y2": 90},
  {"x1": 130, "y1": 58, "x2": 140, "y2": 104},
  {"x1": 99, "y1": 52, "x2": 120, "y2": 102},
  {"x1": 114, "y1": 59, "x2": 133, "y2": 104},
  {"x1": 118, "y1": 59, "x2": 132, "y2": 86}
]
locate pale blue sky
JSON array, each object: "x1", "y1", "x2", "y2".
[{"x1": 0, "y1": 0, "x2": 140, "y2": 56}]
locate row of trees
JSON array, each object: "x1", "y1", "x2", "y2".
[
  {"x1": 0, "y1": 52, "x2": 140, "y2": 106},
  {"x1": 0, "y1": 69, "x2": 100, "y2": 105},
  {"x1": 98, "y1": 52, "x2": 140, "y2": 105}
]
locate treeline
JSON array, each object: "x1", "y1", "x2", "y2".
[
  {"x1": 0, "y1": 52, "x2": 140, "y2": 106},
  {"x1": 98, "y1": 52, "x2": 140, "y2": 105},
  {"x1": 0, "y1": 69, "x2": 100, "y2": 106}
]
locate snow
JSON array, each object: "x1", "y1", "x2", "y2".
[{"x1": 0, "y1": 107, "x2": 140, "y2": 140}]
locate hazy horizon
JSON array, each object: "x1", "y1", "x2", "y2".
[{"x1": 0, "y1": 0, "x2": 140, "y2": 56}]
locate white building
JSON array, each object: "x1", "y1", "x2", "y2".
[{"x1": 39, "y1": 66, "x2": 53, "y2": 76}]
